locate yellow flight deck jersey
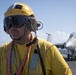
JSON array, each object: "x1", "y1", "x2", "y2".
[{"x1": 0, "y1": 38, "x2": 72, "y2": 75}]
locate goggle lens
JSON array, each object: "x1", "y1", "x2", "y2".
[{"x1": 4, "y1": 15, "x2": 27, "y2": 30}]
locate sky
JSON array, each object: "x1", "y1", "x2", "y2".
[{"x1": 0, "y1": 0, "x2": 76, "y2": 45}]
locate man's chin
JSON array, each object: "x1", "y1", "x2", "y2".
[{"x1": 10, "y1": 36, "x2": 20, "y2": 40}]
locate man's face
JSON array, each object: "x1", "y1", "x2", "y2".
[
  {"x1": 8, "y1": 25, "x2": 25, "y2": 40},
  {"x1": 4, "y1": 15, "x2": 29, "y2": 40}
]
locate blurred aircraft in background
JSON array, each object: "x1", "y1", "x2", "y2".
[{"x1": 47, "y1": 32, "x2": 76, "y2": 61}]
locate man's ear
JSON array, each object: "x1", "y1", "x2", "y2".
[{"x1": 26, "y1": 18, "x2": 38, "y2": 32}]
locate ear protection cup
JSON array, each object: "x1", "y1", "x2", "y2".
[{"x1": 27, "y1": 18, "x2": 39, "y2": 32}]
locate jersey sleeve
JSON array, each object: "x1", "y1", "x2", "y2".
[{"x1": 45, "y1": 45, "x2": 72, "y2": 75}]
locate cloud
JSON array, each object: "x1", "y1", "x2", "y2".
[
  {"x1": 37, "y1": 31, "x2": 70, "y2": 44},
  {"x1": 51, "y1": 31, "x2": 69, "y2": 44}
]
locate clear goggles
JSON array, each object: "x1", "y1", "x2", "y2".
[{"x1": 4, "y1": 15, "x2": 28, "y2": 30}]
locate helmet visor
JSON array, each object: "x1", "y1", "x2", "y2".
[{"x1": 4, "y1": 15, "x2": 27, "y2": 30}]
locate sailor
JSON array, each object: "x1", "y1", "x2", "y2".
[{"x1": 0, "y1": 2, "x2": 72, "y2": 75}]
